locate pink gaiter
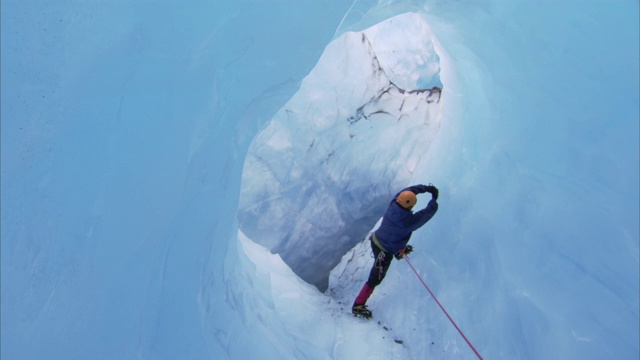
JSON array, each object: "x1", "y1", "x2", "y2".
[{"x1": 354, "y1": 283, "x2": 374, "y2": 305}]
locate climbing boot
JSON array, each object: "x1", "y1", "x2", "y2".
[{"x1": 352, "y1": 304, "x2": 372, "y2": 319}]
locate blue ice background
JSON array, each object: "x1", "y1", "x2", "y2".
[{"x1": 2, "y1": 1, "x2": 638, "y2": 359}]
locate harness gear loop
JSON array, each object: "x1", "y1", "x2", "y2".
[{"x1": 376, "y1": 251, "x2": 386, "y2": 280}]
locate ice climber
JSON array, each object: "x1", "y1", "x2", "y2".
[{"x1": 352, "y1": 184, "x2": 439, "y2": 318}]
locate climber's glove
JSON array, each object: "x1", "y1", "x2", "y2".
[
  {"x1": 425, "y1": 185, "x2": 439, "y2": 201},
  {"x1": 394, "y1": 245, "x2": 413, "y2": 260}
]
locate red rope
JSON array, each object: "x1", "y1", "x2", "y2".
[{"x1": 403, "y1": 254, "x2": 484, "y2": 360}]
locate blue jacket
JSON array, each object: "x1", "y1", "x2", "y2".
[{"x1": 375, "y1": 185, "x2": 438, "y2": 254}]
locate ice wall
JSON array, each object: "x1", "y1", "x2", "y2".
[
  {"x1": 416, "y1": 3, "x2": 640, "y2": 358},
  {"x1": 1, "y1": 1, "x2": 359, "y2": 358}
]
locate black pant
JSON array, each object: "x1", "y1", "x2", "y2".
[{"x1": 366, "y1": 239, "x2": 393, "y2": 288}]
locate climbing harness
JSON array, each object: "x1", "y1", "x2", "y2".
[
  {"x1": 403, "y1": 253, "x2": 484, "y2": 360},
  {"x1": 368, "y1": 233, "x2": 390, "y2": 281}
]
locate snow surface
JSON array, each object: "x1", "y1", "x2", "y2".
[{"x1": 2, "y1": 1, "x2": 638, "y2": 360}]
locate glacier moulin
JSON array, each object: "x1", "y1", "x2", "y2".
[{"x1": 239, "y1": 14, "x2": 443, "y2": 291}]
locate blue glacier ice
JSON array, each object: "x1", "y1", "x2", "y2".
[{"x1": 2, "y1": 1, "x2": 638, "y2": 359}]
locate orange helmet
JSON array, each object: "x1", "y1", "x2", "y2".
[{"x1": 396, "y1": 191, "x2": 417, "y2": 209}]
